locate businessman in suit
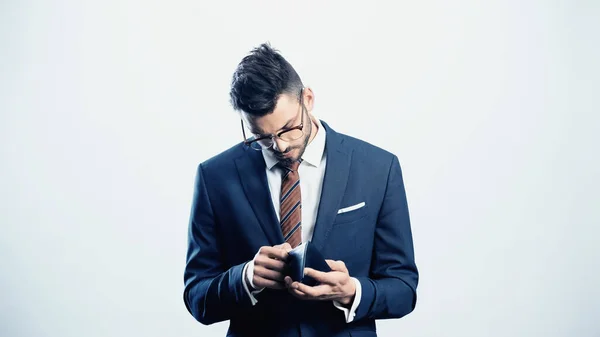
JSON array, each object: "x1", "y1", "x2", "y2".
[{"x1": 183, "y1": 43, "x2": 418, "y2": 337}]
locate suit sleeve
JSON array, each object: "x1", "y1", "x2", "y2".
[
  {"x1": 183, "y1": 164, "x2": 253, "y2": 325},
  {"x1": 353, "y1": 155, "x2": 419, "y2": 321}
]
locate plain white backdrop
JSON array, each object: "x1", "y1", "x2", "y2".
[{"x1": 1, "y1": 1, "x2": 599, "y2": 336}]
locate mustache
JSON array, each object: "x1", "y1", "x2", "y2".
[{"x1": 273, "y1": 147, "x2": 295, "y2": 156}]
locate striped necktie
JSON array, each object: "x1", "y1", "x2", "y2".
[{"x1": 279, "y1": 161, "x2": 302, "y2": 248}]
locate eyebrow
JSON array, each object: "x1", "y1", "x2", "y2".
[
  {"x1": 251, "y1": 115, "x2": 296, "y2": 136},
  {"x1": 279, "y1": 116, "x2": 296, "y2": 131}
]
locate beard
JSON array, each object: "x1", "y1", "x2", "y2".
[{"x1": 273, "y1": 117, "x2": 313, "y2": 168}]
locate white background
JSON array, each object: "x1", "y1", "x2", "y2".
[{"x1": 1, "y1": 1, "x2": 599, "y2": 336}]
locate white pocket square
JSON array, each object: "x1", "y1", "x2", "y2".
[{"x1": 337, "y1": 202, "x2": 366, "y2": 214}]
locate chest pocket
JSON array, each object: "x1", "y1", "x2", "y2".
[{"x1": 333, "y1": 202, "x2": 368, "y2": 225}]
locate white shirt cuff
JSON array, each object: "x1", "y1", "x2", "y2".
[
  {"x1": 242, "y1": 260, "x2": 264, "y2": 306},
  {"x1": 332, "y1": 277, "x2": 362, "y2": 323}
]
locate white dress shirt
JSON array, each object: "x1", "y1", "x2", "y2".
[{"x1": 241, "y1": 117, "x2": 362, "y2": 323}]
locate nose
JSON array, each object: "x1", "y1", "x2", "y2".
[{"x1": 272, "y1": 138, "x2": 288, "y2": 152}]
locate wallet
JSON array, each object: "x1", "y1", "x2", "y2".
[{"x1": 285, "y1": 241, "x2": 331, "y2": 286}]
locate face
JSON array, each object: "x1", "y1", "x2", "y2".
[{"x1": 242, "y1": 88, "x2": 315, "y2": 167}]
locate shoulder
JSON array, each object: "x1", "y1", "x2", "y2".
[
  {"x1": 195, "y1": 142, "x2": 247, "y2": 175},
  {"x1": 340, "y1": 133, "x2": 395, "y2": 160},
  {"x1": 323, "y1": 121, "x2": 398, "y2": 166}
]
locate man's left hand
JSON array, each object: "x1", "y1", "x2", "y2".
[{"x1": 284, "y1": 259, "x2": 356, "y2": 305}]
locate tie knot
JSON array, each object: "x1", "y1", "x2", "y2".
[
  {"x1": 281, "y1": 160, "x2": 301, "y2": 172},
  {"x1": 290, "y1": 161, "x2": 300, "y2": 171}
]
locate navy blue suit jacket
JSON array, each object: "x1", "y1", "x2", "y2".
[{"x1": 183, "y1": 121, "x2": 418, "y2": 337}]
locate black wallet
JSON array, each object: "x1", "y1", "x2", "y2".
[{"x1": 285, "y1": 241, "x2": 331, "y2": 286}]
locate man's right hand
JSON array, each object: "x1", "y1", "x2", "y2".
[{"x1": 247, "y1": 243, "x2": 292, "y2": 290}]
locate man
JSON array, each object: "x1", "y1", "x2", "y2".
[{"x1": 183, "y1": 43, "x2": 418, "y2": 337}]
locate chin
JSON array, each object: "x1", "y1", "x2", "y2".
[
  {"x1": 273, "y1": 145, "x2": 305, "y2": 166},
  {"x1": 275, "y1": 152, "x2": 300, "y2": 167}
]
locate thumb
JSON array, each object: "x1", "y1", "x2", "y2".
[{"x1": 326, "y1": 259, "x2": 347, "y2": 272}]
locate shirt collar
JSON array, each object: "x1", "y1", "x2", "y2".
[{"x1": 262, "y1": 116, "x2": 326, "y2": 170}]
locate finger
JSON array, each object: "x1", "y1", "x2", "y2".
[
  {"x1": 266, "y1": 248, "x2": 289, "y2": 261},
  {"x1": 288, "y1": 287, "x2": 309, "y2": 299},
  {"x1": 284, "y1": 276, "x2": 293, "y2": 287},
  {"x1": 254, "y1": 277, "x2": 286, "y2": 290},
  {"x1": 274, "y1": 242, "x2": 292, "y2": 252},
  {"x1": 325, "y1": 259, "x2": 347, "y2": 272},
  {"x1": 325, "y1": 260, "x2": 336, "y2": 269},
  {"x1": 254, "y1": 266, "x2": 285, "y2": 281},
  {"x1": 291, "y1": 282, "x2": 331, "y2": 298},
  {"x1": 289, "y1": 287, "x2": 338, "y2": 301},
  {"x1": 255, "y1": 256, "x2": 286, "y2": 272},
  {"x1": 257, "y1": 246, "x2": 289, "y2": 261},
  {"x1": 304, "y1": 267, "x2": 336, "y2": 285}
]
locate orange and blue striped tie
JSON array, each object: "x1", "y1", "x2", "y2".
[{"x1": 280, "y1": 161, "x2": 302, "y2": 248}]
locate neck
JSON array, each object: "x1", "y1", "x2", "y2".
[{"x1": 307, "y1": 115, "x2": 319, "y2": 144}]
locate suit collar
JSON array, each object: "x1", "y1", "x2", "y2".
[
  {"x1": 310, "y1": 120, "x2": 353, "y2": 251},
  {"x1": 235, "y1": 148, "x2": 284, "y2": 245}
]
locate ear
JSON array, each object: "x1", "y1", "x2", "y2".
[{"x1": 303, "y1": 87, "x2": 315, "y2": 113}]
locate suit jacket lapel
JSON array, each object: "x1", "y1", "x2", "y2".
[
  {"x1": 311, "y1": 121, "x2": 352, "y2": 251},
  {"x1": 235, "y1": 148, "x2": 284, "y2": 246}
]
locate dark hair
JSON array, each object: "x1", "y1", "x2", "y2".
[{"x1": 229, "y1": 43, "x2": 304, "y2": 117}]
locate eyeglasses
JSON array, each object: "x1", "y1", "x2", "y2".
[{"x1": 241, "y1": 89, "x2": 306, "y2": 151}]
